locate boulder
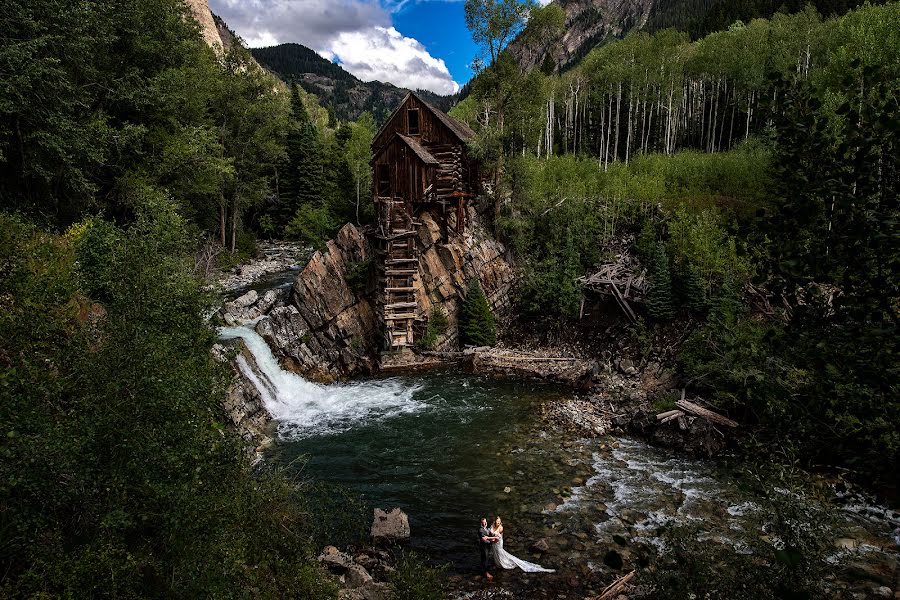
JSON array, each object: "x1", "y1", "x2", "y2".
[
  {"x1": 361, "y1": 582, "x2": 391, "y2": 600},
  {"x1": 345, "y1": 564, "x2": 374, "y2": 588},
  {"x1": 530, "y1": 538, "x2": 550, "y2": 553},
  {"x1": 371, "y1": 508, "x2": 410, "y2": 544}
]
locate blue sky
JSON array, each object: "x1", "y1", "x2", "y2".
[
  {"x1": 391, "y1": 1, "x2": 479, "y2": 85},
  {"x1": 208, "y1": 0, "x2": 488, "y2": 94}
]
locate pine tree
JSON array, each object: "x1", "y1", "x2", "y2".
[
  {"x1": 647, "y1": 242, "x2": 676, "y2": 321},
  {"x1": 675, "y1": 261, "x2": 709, "y2": 312},
  {"x1": 277, "y1": 85, "x2": 322, "y2": 231},
  {"x1": 460, "y1": 279, "x2": 496, "y2": 347}
]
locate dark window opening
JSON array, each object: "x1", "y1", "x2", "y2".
[
  {"x1": 407, "y1": 109, "x2": 420, "y2": 135},
  {"x1": 377, "y1": 164, "x2": 391, "y2": 197}
]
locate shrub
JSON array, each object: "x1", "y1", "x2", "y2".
[
  {"x1": 418, "y1": 306, "x2": 449, "y2": 350},
  {"x1": 0, "y1": 208, "x2": 339, "y2": 597},
  {"x1": 460, "y1": 279, "x2": 496, "y2": 347},
  {"x1": 389, "y1": 552, "x2": 447, "y2": 600},
  {"x1": 344, "y1": 259, "x2": 371, "y2": 295},
  {"x1": 646, "y1": 242, "x2": 675, "y2": 321}
]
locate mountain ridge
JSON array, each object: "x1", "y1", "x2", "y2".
[{"x1": 250, "y1": 43, "x2": 458, "y2": 123}]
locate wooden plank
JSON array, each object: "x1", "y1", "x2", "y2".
[
  {"x1": 676, "y1": 399, "x2": 738, "y2": 428},
  {"x1": 385, "y1": 302, "x2": 418, "y2": 309},
  {"x1": 610, "y1": 281, "x2": 637, "y2": 323}
]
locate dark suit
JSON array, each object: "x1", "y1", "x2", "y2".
[{"x1": 479, "y1": 525, "x2": 493, "y2": 569}]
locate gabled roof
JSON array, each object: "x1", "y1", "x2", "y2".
[
  {"x1": 372, "y1": 92, "x2": 476, "y2": 151},
  {"x1": 416, "y1": 95, "x2": 476, "y2": 142},
  {"x1": 397, "y1": 134, "x2": 440, "y2": 165},
  {"x1": 369, "y1": 132, "x2": 441, "y2": 165}
]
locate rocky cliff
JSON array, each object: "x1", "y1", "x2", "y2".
[
  {"x1": 185, "y1": 0, "x2": 225, "y2": 54},
  {"x1": 212, "y1": 340, "x2": 274, "y2": 464},
  {"x1": 512, "y1": 0, "x2": 656, "y2": 72},
  {"x1": 225, "y1": 211, "x2": 517, "y2": 381}
]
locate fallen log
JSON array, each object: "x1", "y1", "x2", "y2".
[
  {"x1": 655, "y1": 409, "x2": 682, "y2": 420},
  {"x1": 659, "y1": 410, "x2": 685, "y2": 424},
  {"x1": 595, "y1": 570, "x2": 636, "y2": 600},
  {"x1": 676, "y1": 399, "x2": 738, "y2": 428}
]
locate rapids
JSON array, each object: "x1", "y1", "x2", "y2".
[{"x1": 219, "y1": 316, "x2": 899, "y2": 596}]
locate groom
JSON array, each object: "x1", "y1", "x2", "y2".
[{"x1": 478, "y1": 517, "x2": 495, "y2": 580}]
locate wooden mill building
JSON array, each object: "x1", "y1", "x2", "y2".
[{"x1": 370, "y1": 92, "x2": 479, "y2": 349}]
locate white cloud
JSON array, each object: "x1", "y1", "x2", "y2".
[
  {"x1": 209, "y1": 0, "x2": 459, "y2": 95},
  {"x1": 331, "y1": 26, "x2": 460, "y2": 94}
]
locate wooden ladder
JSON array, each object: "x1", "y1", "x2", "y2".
[{"x1": 378, "y1": 196, "x2": 420, "y2": 349}]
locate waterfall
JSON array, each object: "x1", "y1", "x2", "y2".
[{"x1": 219, "y1": 323, "x2": 424, "y2": 438}]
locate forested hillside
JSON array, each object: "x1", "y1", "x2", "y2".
[
  {"x1": 251, "y1": 43, "x2": 457, "y2": 122},
  {"x1": 511, "y1": 0, "x2": 889, "y2": 72},
  {"x1": 0, "y1": 0, "x2": 374, "y2": 595},
  {"x1": 458, "y1": 0, "x2": 898, "y2": 487}
]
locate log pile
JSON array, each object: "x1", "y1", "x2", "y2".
[
  {"x1": 655, "y1": 390, "x2": 739, "y2": 429},
  {"x1": 579, "y1": 250, "x2": 648, "y2": 322}
]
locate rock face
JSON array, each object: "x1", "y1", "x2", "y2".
[
  {"x1": 213, "y1": 340, "x2": 274, "y2": 462},
  {"x1": 371, "y1": 508, "x2": 410, "y2": 544},
  {"x1": 261, "y1": 212, "x2": 518, "y2": 379},
  {"x1": 185, "y1": 0, "x2": 224, "y2": 54},
  {"x1": 509, "y1": 0, "x2": 655, "y2": 72},
  {"x1": 259, "y1": 224, "x2": 378, "y2": 382},
  {"x1": 414, "y1": 211, "x2": 517, "y2": 351}
]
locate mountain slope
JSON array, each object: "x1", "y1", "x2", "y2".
[
  {"x1": 516, "y1": 0, "x2": 887, "y2": 73},
  {"x1": 250, "y1": 43, "x2": 456, "y2": 123}
]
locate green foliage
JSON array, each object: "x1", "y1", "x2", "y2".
[
  {"x1": 344, "y1": 259, "x2": 371, "y2": 295},
  {"x1": 667, "y1": 205, "x2": 751, "y2": 307},
  {"x1": 499, "y1": 146, "x2": 769, "y2": 318},
  {"x1": 388, "y1": 552, "x2": 447, "y2": 600},
  {"x1": 285, "y1": 204, "x2": 335, "y2": 250},
  {"x1": 460, "y1": 279, "x2": 497, "y2": 347},
  {"x1": 277, "y1": 85, "x2": 323, "y2": 231},
  {"x1": 0, "y1": 209, "x2": 338, "y2": 597},
  {"x1": 418, "y1": 307, "x2": 450, "y2": 350},
  {"x1": 647, "y1": 242, "x2": 675, "y2": 321}
]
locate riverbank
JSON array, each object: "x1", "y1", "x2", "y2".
[{"x1": 212, "y1": 246, "x2": 899, "y2": 599}]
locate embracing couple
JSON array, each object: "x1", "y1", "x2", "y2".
[{"x1": 478, "y1": 516, "x2": 554, "y2": 579}]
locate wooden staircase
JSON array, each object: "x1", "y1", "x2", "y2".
[{"x1": 377, "y1": 197, "x2": 421, "y2": 349}]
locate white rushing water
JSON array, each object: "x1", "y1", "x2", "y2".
[{"x1": 219, "y1": 322, "x2": 424, "y2": 438}]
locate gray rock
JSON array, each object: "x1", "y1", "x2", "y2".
[
  {"x1": 361, "y1": 582, "x2": 391, "y2": 600},
  {"x1": 345, "y1": 564, "x2": 373, "y2": 588},
  {"x1": 371, "y1": 508, "x2": 410, "y2": 544}
]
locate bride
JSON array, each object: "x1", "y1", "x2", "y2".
[{"x1": 489, "y1": 517, "x2": 555, "y2": 573}]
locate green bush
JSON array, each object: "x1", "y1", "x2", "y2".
[
  {"x1": 460, "y1": 279, "x2": 496, "y2": 347},
  {"x1": 418, "y1": 306, "x2": 449, "y2": 350},
  {"x1": 389, "y1": 552, "x2": 447, "y2": 600},
  {"x1": 344, "y1": 259, "x2": 371, "y2": 295},
  {"x1": 285, "y1": 204, "x2": 335, "y2": 250},
  {"x1": 0, "y1": 208, "x2": 338, "y2": 597},
  {"x1": 646, "y1": 242, "x2": 675, "y2": 321}
]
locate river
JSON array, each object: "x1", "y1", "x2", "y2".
[{"x1": 219, "y1": 319, "x2": 899, "y2": 598}]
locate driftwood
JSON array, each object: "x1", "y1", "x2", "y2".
[
  {"x1": 676, "y1": 399, "x2": 738, "y2": 428},
  {"x1": 656, "y1": 409, "x2": 682, "y2": 420},
  {"x1": 593, "y1": 570, "x2": 636, "y2": 600},
  {"x1": 659, "y1": 410, "x2": 685, "y2": 424}
]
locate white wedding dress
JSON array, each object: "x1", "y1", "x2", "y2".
[{"x1": 491, "y1": 532, "x2": 555, "y2": 573}]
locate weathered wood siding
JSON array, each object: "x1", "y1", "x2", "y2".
[
  {"x1": 372, "y1": 95, "x2": 460, "y2": 156},
  {"x1": 372, "y1": 136, "x2": 435, "y2": 205}
]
